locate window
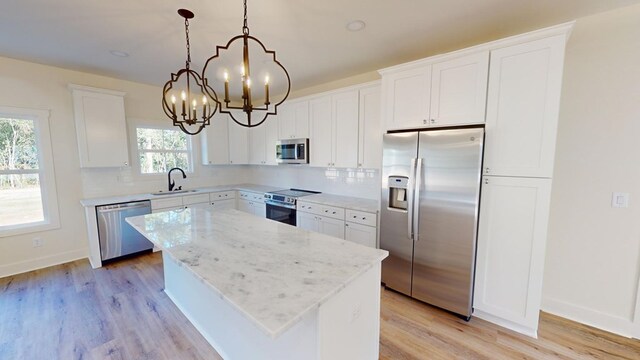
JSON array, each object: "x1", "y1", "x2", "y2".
[
  {"x1": 0, "y1": 107, "x2": 59, "y2": 236},
  {"x1": 136, "y1": 126, "x2": 193, "y2": 174}
]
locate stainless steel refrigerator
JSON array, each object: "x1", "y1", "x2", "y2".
[{"x1": 380, "y1": 127, "x2": 484, "y2": 319}]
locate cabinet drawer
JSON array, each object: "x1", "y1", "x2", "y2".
[
  {"x1": 298, "y1": 201, "x2": 323, "y2": 216},
  {"x1": 182, "y1": 193, "x2": 211, "y2": 205},
  {"x1": 239, "y1": 191, "x2": 265, "y2": 202},
  {"x1": 345, "y1": 209, "x2": 377, "y2": 227},
  {"x1": 319, "y1": 205, "x2": 344, "y2": 220},
  {"x1": 210, "y1": 191, "x2": 236, "y2": 200},
  {"x1": 151, "y1": 197, "x2": 183, "y2": 211}
]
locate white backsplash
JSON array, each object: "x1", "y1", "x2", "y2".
[
  {"x1": 248, "y1": 166, "x2": 381, "y2": 201},
  {"x1": 80, "y1": 165, "x2": 251, "y2": 199},
  {"x1": 81, "y1": 164, "x2": 380, "y2": 201}
]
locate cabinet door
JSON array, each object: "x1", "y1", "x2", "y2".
[
  {"x1": 264, "y1": 117, "x2": 279, "y2": 165},
  {"x1": 309, "y1": 96, "x2": 333, "y2": 167},
  {"x1": 248, "y1": 125, "x2": 266, "y2": 165},
  {"x1": 474, "y1": 176, "x2": 552, "y2": 333},
  {"x1": 297, "y1": 212, "x2": 318, "y2": 232},
  {"x1": 430, "y1": 51, "x2": 489, "y2": 127},
  {"x1": 201, "y1": 113, "x2": 230, "y2": 165},
  {"x1": 228, "y1": 119, "x2": 249, "y2": 164},
  {"x1": 278, "y1": 101, "x2": 309, "y2": 139},
  {"x1": 318, "y1": 216, "x2": 345, "y2": 239},
  {"x1": 345, "y1": 222, "x2": 377, "y2": 248},
  {"x1": 253, "y1": 202, "x2": 266, "y2": 218},
  {"x1": 210, "y1": 199, "x2": 235, "y2": 212},
  {"x1": 358, "y1": 85, "x2": 382, "y2": 169},
  {"x1": 71, "y1": 88, "x2": 129, "y2": 168},
  {"x1": 237, "y1": 199, "x2": 252, "y2": 213},
  {"x1": 484, "y1": 35, "x2": 565, "y2": 178},
  {"x1": 382, "y1": 66, "x2": 431, "y2": 131},
  {"x1": 333, "y1": 91, "x2": 360, "y2": 168}
]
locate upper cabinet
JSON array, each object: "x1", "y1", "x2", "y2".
[
  {"x1": 278, "y1": 101, "x2": 310, "y2": 140},
  {"x1": 248, "y1": 118, "x2": 278, "y2": 165},
  {"x1": 70, "y1": 85, "x2": 129, "y2": 168},
  {"x1": 309, "y1": 90, "x2": 360, "y2": 168},
  {"x1": 228, "y1": 119, "x2": 249, "y2": 165},
  {"x1": 358, "y1": 85, "x2": 382, "y2": 169},
  {"x1": 483, "y1": 36, "x2": 566, "y2": 178},
  {"x1": 381, "y1": 51, "x2": 489, "y2": 131},
  {"x1": 201, "y1": 113, "x2": 230, "y2": 165}
]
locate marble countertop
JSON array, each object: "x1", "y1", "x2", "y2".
[
  {"x1": 301, "y1": 193, "x2": 379, "y2": 213},
  {"x1": 80, "y1": 183, "x2": 284, "y2": 207},
  {"x1": 127, "y1": 208, "x2": 387, "y2": 338}
]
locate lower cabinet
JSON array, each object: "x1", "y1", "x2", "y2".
[
  {"x1": 473, "y1": 176, "x2": 552, "y2": 336},
  {"x1": 238, "y1": 199, "x2": 266, "y2": 217},
  {"x1": 210, "y1": 199, "x2": 235, "y2": 211},
  {"x1": 344, "y1": 222, "x2": 376, "y2": 248},
  {"x1": 297, "y1": 211, "x2": 345, "y2": 239}
]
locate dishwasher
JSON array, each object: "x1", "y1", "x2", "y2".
[{"x1": 96, "y1": 200, "x2": 153, "y2": 261}]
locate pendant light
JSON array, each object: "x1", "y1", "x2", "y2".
[
  {"x1": 162, "y1": 9, "x2": 217, "y2": 135},
  {"x1": 202, "y1": 0, "x2": 291, "y2": 128}
]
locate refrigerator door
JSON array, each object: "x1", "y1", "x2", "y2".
[
  {"x1": 380, "y1": 132, "x2": 419, "y2": 296},
  {"x1": 412, "y1": 128, "x2": 484, "y2": 317}
]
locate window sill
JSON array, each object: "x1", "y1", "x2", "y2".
[{"x1": 0, "y1": 220, "x2": 61, "y2": 238}]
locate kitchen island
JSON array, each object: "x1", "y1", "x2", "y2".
[{"x1": 126, "y1": 208, "x2": 388, "y2": 360}]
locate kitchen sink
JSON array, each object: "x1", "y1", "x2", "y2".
[{"x1": 151, "y1": 189, "x2": 198, "y2": 196}]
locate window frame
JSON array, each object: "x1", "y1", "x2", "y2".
[
  {"x1": 131, "y1": 119, "x2": 195, "y2": 177},
  {"x1": 0, "y1": 106, "x2": 60, "y2": 237}
]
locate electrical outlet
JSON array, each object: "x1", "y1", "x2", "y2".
[
  {"x1": 611, "y1": 192, "x2": 630, "y2": 208},
  {"x1": 32, "y1": 237, "x2": 43, "y2": 247}
]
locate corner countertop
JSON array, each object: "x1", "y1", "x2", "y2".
[
  {"x1": 80, "y1": 183, "x2": 284, "y2": 207},
  {"x1": 300, "y1": 193, "x2": 379, "y2": 213},
  {"x1": 126, "y1": 208, "x2": 388, "y2": 339}
]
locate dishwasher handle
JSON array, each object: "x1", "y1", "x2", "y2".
[{"x1": 97, "y1": 201, "x2": 151, "y2": 213}]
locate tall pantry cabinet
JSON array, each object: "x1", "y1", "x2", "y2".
[
  {"x1": 378, "y1": 22, "x2": 574, "y2": 338},
  {"x1": 473, "y1": 30, "x2": 571, "y2": 337}
]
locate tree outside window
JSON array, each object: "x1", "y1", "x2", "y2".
[{"x1": 136, "y1": 127, "x2": 192, "y2": 174}]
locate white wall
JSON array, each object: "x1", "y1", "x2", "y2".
[
  {"x1": 543, "y1": 4, "x2": 640, "y2": 338},
  {"x1": 0, "y1": 56, "x2": 250, "y2": 277}
]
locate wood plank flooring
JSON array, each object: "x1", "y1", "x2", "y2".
[{"x1": 1, "y1": 252, "x2": 638, "y2": 359}]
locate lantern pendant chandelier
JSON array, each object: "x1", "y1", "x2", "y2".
[{"x1": 162, "y1": 9, "x2": 217, "y2": 135}]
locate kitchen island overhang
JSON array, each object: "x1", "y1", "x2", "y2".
[{"x1": 127, "y1": 208, "x2": 388, "y2": 359}]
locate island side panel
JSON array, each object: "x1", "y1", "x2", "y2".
[
  {"x1": 161, "y1": 252, "x2": 320, "y2": 360},
  {"x1": 318, "y1": 262, "x2": 382, "y2": 360},
  {"x1": 84, "y1": 206, "x2": 102, "y2": 269}
]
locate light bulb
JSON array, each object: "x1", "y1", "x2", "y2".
[
  {"x1": 202, "y1": 96, "x2": 207, "y2": 104},
  {"x1": 181, "y1": 91, "x2": 186, "y2": 100},
  {"x1": 247, "y1": 77, "x2": 251, "y2": 88},
  {"x1": 265, "y1": 75, "x2": 269, "y2": 85},
  {"x1": 224, "y1": 71, "x2": 229, "y2": 81},
  {"x1": 192, "y1": 99, "x2": 197, "y2": 109},
  {"x1": 171, "y1": 95, "x2": 176, "y2": 104}
]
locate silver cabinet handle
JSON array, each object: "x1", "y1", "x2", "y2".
[
  {"x1": 485, "y1": 167, "x2": 490, "y2": 174},
  {"x1": 430, "y1": 119, "x2": 435, "y2": 123},
  {"x1": 345, "y1": 223, "x2": 349, "y2": 227},
  {"x1": 332, "y1": 211, "x2": 336, "y2": 215},
  {"x1": 423, "y1": 119, "x2": 427, "y2": 124}
]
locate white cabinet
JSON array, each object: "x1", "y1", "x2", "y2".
[
  {"x1": 151, "y1": 197, "x2": 184, "y2": 212},
  {"x1": 297, "y1": 211, "x2": 319, "y2": 232},
  {"x1": 183, "y1": 193, "x2": 210, "y2": 208},
  {"x1": 237, "y1": 191, "x2": 266, "y2": 217},
  {"x1": 310, "y1": 90, "x2": 359, "y2": 168},
  {"x1": 483, "y1": 36, "x2": 565, "y2": 178},
  {"x1": 228, "y1": 120, "x2": 249, "y2": 164},
  {"x1": 382, "y1": 66, "x2": 431, "y2": 130},
  {"x1": 358, "y1": 85, "x2": 382, "y2": 169},
  {"x1": 297, "y1": 201, "x2": 346, "y2": 239},
  {"x1": 380, "y1": 51, "x2": 489, "y2": 131},
  {"x1": 201, "y1": 113, "x2": 230, "y2": 165},
  {"x1": 69, "y1": 85, "x2": 129, "y2": 168},
  {"x1": 473, "y1": 176, "x2": 552, "y2": 336},
  {"x1": 248, "y1": 118, "x2": 278, "y2": 165},
  {"x1": 430, "y1": 51, "x2": 489, "y2": 127},
  {"x1": 318, "y1": 216, "x2": 345, "y2": 239},
  {"x1": 278, "y1": 101, "x2": 310, "y2": 139},
  {"x1": 210, "y1": 199, "x2": 235, "y2": 211},
  {"x1": 345, "y1": 222, "x2": 377, "y2": 248}
]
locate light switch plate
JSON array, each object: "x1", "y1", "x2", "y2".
[{"x1": 611, "y1": 192, "x2": 630, "y2": 208}]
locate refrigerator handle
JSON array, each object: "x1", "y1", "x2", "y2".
[
  {"x1": 413, "y1": 158, "x2": 423, "y2": 241},
  {"x1": 407, "y1": 158, "x2": 417, "y2": 240}
]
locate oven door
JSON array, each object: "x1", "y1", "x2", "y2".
[{"x1": 266, "y1": 202, "x2": 297, "y2": 226}]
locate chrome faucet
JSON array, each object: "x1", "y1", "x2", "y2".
[{"x1": 168, "y1": 167, "x2": 186, "y2": 192}]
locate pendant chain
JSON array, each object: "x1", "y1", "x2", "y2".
[
  {"x1": 185, "y1": 18, "x2": 191, "y2": 68},
  {"x1": 242, "y1": 0, "x2": 249, "y2": 35}
]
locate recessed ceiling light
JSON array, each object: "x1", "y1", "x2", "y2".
[
  {"x1": 346, "y1": 20, "x2": 366, "y2": 32},
  {"x1": 109, "y1": 50, "x2": 129, "y2": 58}
]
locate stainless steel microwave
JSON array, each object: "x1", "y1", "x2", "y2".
[{"x1": 276, "y1": 138, "x2": 309, "y2": 164}]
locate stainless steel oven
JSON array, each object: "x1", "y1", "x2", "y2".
[
  {"x1": 264, "y1": 189, "x2": 320, "y2": 226},
  {"x1": 265, "y1": 200, "x2": 297, "y2": 226},
  {"x1": 276, "y1": 138, "x2": 309, "y2": 164}
]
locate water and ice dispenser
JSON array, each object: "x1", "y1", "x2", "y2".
[{"x1": 388, "y1": 176, "x2": 408, "y2": 210}]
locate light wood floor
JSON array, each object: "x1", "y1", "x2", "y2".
[{"x1": 1, "y1": 252, "x2": 638, "y2": 359}]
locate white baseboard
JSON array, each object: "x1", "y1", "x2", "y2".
[
  {"x1": 0, "y1": 249, "x2": 87, "y2": 278},
  {"x1": 542, "y1": 297, "x2": 638, "y2": 338},
  {"x1": 473, "y1": 309, "x2": 538, "y2": 338}
]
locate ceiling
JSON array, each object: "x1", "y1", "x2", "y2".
[{"x1": 1, "y1": 0, "x2": 639, "y2": 92}]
